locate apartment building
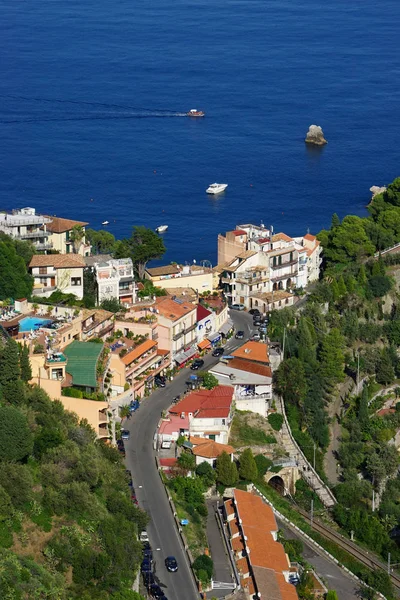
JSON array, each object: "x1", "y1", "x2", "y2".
[
  {"x1": 155, "y1": 296, "x2": 197, "y2": 364},
  {"x1": 0, "y1": 207, "x2": 53, "y2": 251},
  {"x1": 95, "y1": 258, "x2": 136, "y2": 306},
  {"x1": 45, "y1": 216, "x2": 91, "y2": 256},
  {"x1": 145, "y1": 263, "x2": 213, "y2": 294},
  {"x1": 224, "y1": 490, "x2": 298, "y2": 599},
  {"x1": 29, "y1": 254, "x2": 86, "y2": 299},
  {"x1": 210, "y1": 341, "x2": 272, "y2": 417}
]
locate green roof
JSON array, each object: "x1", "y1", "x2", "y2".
[{"x1": 64, "y1": 341, "x2": 103, "y2": 388}]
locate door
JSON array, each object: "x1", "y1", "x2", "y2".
[{"x1": 51, "y1": 277, "x2": 56, "y2": 287}]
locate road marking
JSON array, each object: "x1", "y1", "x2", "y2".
[{"x1": 139, "y1": 485, "x2": 143, "y2": 488}]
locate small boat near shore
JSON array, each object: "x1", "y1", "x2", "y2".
[
  {"x1": 187, "y1": 109, "x2": 205, "y2": 117},
  {"x1": 102, "y1": 220, "x2": 109, "y2": 225},
  {"x1": 156, "y1": 225, "x2": 168, "y2": 233},
  {"x1": 206, "y1": 183, "x2": 228, "y2": 195}
]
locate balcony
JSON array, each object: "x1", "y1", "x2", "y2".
[
  {"x1": 271, "y1": 258, "x2": 298, "y2": 269},
  {"x1": 271, "y1": 269, "x2": 298, "y2": 282},
  {"x1": 18, "y1": 230, "x2": 49, "y2": 239},
  {"x1": 236, "y1": 274, "x2": 269, "y2": 285},
  {"x1": 35, "y1": 241, "x2": 54, "y2": 251},
  {"x1": 45, "y1": 353, "x2": 67, "y2": 365}
]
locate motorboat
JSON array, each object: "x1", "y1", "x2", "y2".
[
  {"x1": 102, "y1": 220, "x2": 109, "y2": 225},
  {"x1": 206, "y1": 183, "x2": 228, "y2": 194},
  {"x1": 187, "y1": 109, "x2": 205, "y2": 117},
  {"x1": 156, "y1": 225, "x2": 168, "y2": 233}
]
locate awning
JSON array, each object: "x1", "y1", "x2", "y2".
[
  {"x1": 219, "y1": 319, "x2": 234, "y2": 336},
  {"x1": 208, "y1": 332, "x2": 221, "y2": 344},
  {"x1": 175, "y1": 345, "x2": 198, "y2": 365},
  {"x1": 198, "y1": 339, "x2": 211, "y2": 350}
]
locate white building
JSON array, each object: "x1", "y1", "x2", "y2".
[
  {"x1": 0, "y1": 207, "x2": 53, "y2": 252},
  {"x1": 29, "y1": 254, "x2": 85, "y2": 299},
  {"x1": 196, "y1": 304, "x2": 215, "y2": 342},
  {"x1": 95, "y1": 258, "x2": 136, "y2": 306}
]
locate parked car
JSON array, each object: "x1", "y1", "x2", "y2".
[
  {"x1": 212, "y1": 347, "x2": 224, "y2": 357},
  {"x1": 235, "y1": 330, "x2": 244, "y2": 339},
  {"x1": 150, "y1": 585, "x2": 164, "y2": 599},
  {"x1": 230, "y1": 303, "x2": 245, "y2": 311},
  {"x1": 129, "y1": 400, "x2": 140, "y2": 412},
  {"x1": 121, "y1": 430, "x2": 130, "y2": 441},
  {"x1": 258, "y1": 325, "x2": 268, "y2": 333},
  {"x1": 143, "y1": 547, "x2": 153, "y2": 561},
  {"x1": 165, "y1": 556, "x2": 178, "y2": 572},
  {"x1": 143, "y1": 572, "x2": 155, "y2": 587},
  {"x1": 249, "y1": 308, "x2": 260, "y2": 316},
  {"x1": 155, "y1": 375, "x2": 166, "y2": 388},
  {"x1": 117, "y1": 440, "x2": 125, "y2": 455},
  {"x1": 142, "y1": 540, "x2": 151, "y2": 551},
  {"x1": 140, "y1": 531, "x2": 149, "y2": 543},
  {"x1": 172, "y1": 395, "x2": 180, "y2": 404},
  {"x1": 253, "y1": 318, "x2": 261, "y2": 326},
  {"x1": 190, "y1": 359, "x2": 205, "y2": 371},
  {"x1": 251, "y1": 333, "x2": 261, "y2": 341},
  {"x1": 141, "y1": 559, "x2": 152, "y2": 573}
]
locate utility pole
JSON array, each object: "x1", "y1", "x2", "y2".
[
  {"x1": 372, "y1": 488, "x2": 375, "y2": 512},
  {"x1": 357, "y1": 350, "x2": 360, "y2": 394},
  {"x1": 282, "y1": 327, "x2": 286, "y2": 360},
  {"x1": 310, "y1": 498, "x2": 314, "y2": 529},
  {"x1": 388, "y1": 553, "x2": 391, "y2": 575},
  {"x1": 313, "y1": 443, "x2": 316, "y2": 472}
]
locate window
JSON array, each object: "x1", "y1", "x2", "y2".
[
  {"x1": 278, "y1": 255, "x2": 282, "y2": 266},
  {"x1": 71, "y1": 277, "x2": 81, "y2": 286},
  {"x1": 290, "y1": 251, "x2": 293, "y2": 262},
  {"x1": 39, "y1": 267, "x2": 47, "y2": 275},
  {"x1": 273, "y1": 257, "x2": 277, "y2": 267}
]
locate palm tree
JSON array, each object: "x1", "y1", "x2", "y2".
[
  {"x1": 119, "y1": 405, "x2": 131, "y2": 420},
  {"x1": 70, "y1": 225, "x2": 85, "y2": 254}
]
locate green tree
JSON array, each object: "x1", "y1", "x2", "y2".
[
  {"x1": 0, "y1": 406, "x2": 33, "y2": 462},
  {"x1": 115, "y1": 226, "x2": 166, "y2": 279},
  {"x1": 375, "y1": 349, "x2": 395, "y2": 385},
  {"x1": 0, "y1": 338, "x2": 20, "y2": 388},
  {"x1": 70, "y1": 225, "x2": 85, "y2": 253},
  {"x1": 177, "y1": 451, "x2": 196, "y2": 473},
  {"x1": 238, "y1": 448, "x2": 258, "y2": 482},
  {"x1": 19, "y1": 344, "x2": 32, "y2": 382},
  {"x1": 83, "y1": 268, "x2": 97, "y2": 308},
  {"x1": 199, "y1": 372, "x2": 219, "y2": 390},
  {"x1": 0, "y1": 240, "x2": 33, "y2": 300},
  {"x1": 216, "y1": 452, "x2": 238, "y2": 486},
  {"x1": 86, "y1": 228, "x2": 116, "y2": 254},
  {"x1": 100, "y1": 298, "x2": 123, "y2": 313},
  {"x1": 368, "y1": 275, "x2": 392, "y2": 298},
  {"x1": 254, "y1": 454, "x2": 273, "y2": 478},
  {"x1": 358, "y1": 264, "x2": 367, "y2": 287},
  {"x1": 358, "y1": 386, "x2": 369, "y2": 428},
  {"x1": 268, "y1": 413, "x2": 283, "y2": 431},
  {"x1": 319, "y1": 328, "x2": 345, "y2": 382},
  {"x1": 331, "y1": 213, "x2": 340, "y2": 229},
  {"x1": 337, "y1": 275, "x2": 347, "y2": 297},
  {"x1": 273, "y1": 358, "x2": 308, "y2": 406},
  {"x1": 326, "y1": 591, "x2": 339, "y2": 600},
  {"x1": 297, "y1": 318, "x2": 316, "y2": 363},
  {"x1": 195, "y1": 461, "x2": 216, "y2": 487}
]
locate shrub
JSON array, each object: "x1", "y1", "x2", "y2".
[
  {"x1": 192, "y1": 554, "x2": 213, "y2": 583},
  {"x1": 268, "y1": 413, "x2": 283, "y2": 431},
  {"x1": 0, "y1": 406, "x2": 33, "y2": 462}
]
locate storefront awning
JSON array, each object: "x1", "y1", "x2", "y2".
[
  {"x1": 198, "y1": 339, "x2": 211, "y2": 350},
  {"x1": 219, "y1": 319, "x2": 234, "y2": 336},
  {"x1": 175, "y1": 345, "x2": 198, "y2": 365},
  {"x1": 208, "y1": 332, "x2": 222, "y2": 343}
]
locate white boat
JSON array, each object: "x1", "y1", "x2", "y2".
[
  {"x1": 156, "y1": 225, "x2": 168, "y2": 233},
  {"x1": 206, "y1": 183, "x2": 228, "y2": 195},
  {"x1": 102, "y1": 220, "x2": 109, "y2": 225}
]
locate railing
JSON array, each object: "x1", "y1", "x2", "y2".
[
  {"x1": 46, "y1": 354, "x2": 67, "y2": 364},
  {"x1": 271, "y1": 269, "x2": 298, "y2": 282},
  {"x1": 271, "y1": 258, "x2": 298, "y2": 269},
  {"x1": 32, "y1": 286, "x2": 57, "y2": 296},
  {"x1": 17, "y1": 230, "x2": 49, "y2": 239},
  {"x1": 36, "y1": 242, "x2": 54, "y2": 250}
]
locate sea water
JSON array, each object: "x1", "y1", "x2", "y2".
[{"x1": 1, "y1": 0, "x2": 399, "y2": 265}]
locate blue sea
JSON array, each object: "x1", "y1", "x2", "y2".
[{"x1": 1, "y1": 0, "x2": 399, "y2": 265}]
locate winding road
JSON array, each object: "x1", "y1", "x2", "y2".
[{"x1": 123, "y1": 310, "x2": 252, "y2": 600}]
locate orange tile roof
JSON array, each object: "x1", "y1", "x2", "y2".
[
  {"x1": 46, "y1": 216, "x2": 88, "y2": 233},
  {"x1": 304, "y1": 233, "x2": 316, "y2": 241},
  {"x1": 229, "y1": 520, "x2": 240, "y2": 536},
  {"x1": 155, "y1": 296, "x2": 196, "y2": 321},
  {"x1": 231, "y1": 536, "x2": 245, "y2": 552},
  {"x1": 224, "y1": 499, "x2": 235, "y2": 518},
  {"x1": 236, "y1": 557, "x2": 250, "y2": 575},
  {"x1": 121, "y1": 339, "x2": 157, "y2": 365},
  {"x1": 234, "y1": 490, "x2": 278, "y2": 532},
  {"x1": 29, "y1": 254, "x2": 86, "y2": 269},
  {"x1": 231, "y1": 341, "x2": 270, "y2": 364},
  {"x1": 157, "y1": 348, "x2": 170, "y2": 356},
  {"x1": 229, "y1": 357, "x2": 272, "y2": 378},
  {"x1": 191, "y1": 438, "x2": 234, "y2": 459},
  {"x1": 276, "y1": 572, "x2": 299, "y2": 600},
  {"x1": 272, "y1": 233, "x2": 293, "y2": 242}
]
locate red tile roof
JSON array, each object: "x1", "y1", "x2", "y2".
[
  {"x1": 29, "y1": 254, "x2": 86, "y2": 269},
  {"x1": 232, "y1": 229, "x2": 246, "y2": 236},
  {"x1": 45, "y1": 216, "x2": 88, "y2": 233},
  {"x1": 159, "y1": 458, "x2": 177, "y2": 467},
  {"x1": 170, "y1": 386, "x2": 233, "y2": 419},
  {"x1": 191, "y1": 438, "x2": 234, "y2": 458},
  {"x1": 229, "y1": 357, "x2": 272, "y2": 378},
  {"x1": 304, "y1": 233, "x2": 316, "y2": 241},
  {"x1": 231, "y1": 341, "x2": 270, "y2": 364},
  {"x1": 197, "y1": 304, "x2": 212, "y2": 321}
]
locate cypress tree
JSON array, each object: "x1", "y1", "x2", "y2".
[
  {"x1": 0, "y1": 338, "x2": 20, "y2": 387},
  {"x1": 331, "y1": 279, "x2": 339, "y2": 302},
  {"x1": 238, "y1": 448, "x2": 258, "y2": 482},
  {"x1": 337, "y1": 275, "x2": 347, "y2": 297},
  {"x1": 19, "y1": 344, "x2": 32, "y2": 382},
  {"x1": 216, "y1": 452, "x2": 239, "y2": 486},
  {"x1": 331, "y1": 213, "x2": 340, "y2": 229},
  {"x1": 358, "y1": 386, "x2": 369, "y2": 428},
  {"x1": 358, "y1": 264, "x2": 367, "y2": 287}
]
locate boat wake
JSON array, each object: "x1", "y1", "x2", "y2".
[{"x1": 0, "y1": 93, "x2": 188, "y2": 124}]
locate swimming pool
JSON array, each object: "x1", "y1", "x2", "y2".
[{"x1": 19, "y1": 316, "x2": 54, "y2": 332}]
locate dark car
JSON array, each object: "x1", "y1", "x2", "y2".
[
  {"x1": 121, "y1": 429, "x2": 130, "y2": 440},
  {"x1": 258, "y1": 325, "x2": 268, "y2": 333},
  {"x1": 155, "y1": 375, "x2": 166, "y2": 387},
  {"x1": 249, "y1": 308, "x2": 260, "y2": 316},
  {"x1": 129, "y1": 400, "x2": 140, "y2": 412},
  {"x1": 143, "y1": 572, "x2": 155, "y2": 587},
  {"x1": 150, "y1": 584, "x2": 164, "y2": 599},
  {"x1": 212, "y1": 347, "x2": 224, "y2": 357},
  {"x1": 117, "y1": 439, "x2": 125, "y2": 456},
  {"x1": 165, "y1": 556, "x2": 178, "y2": 572},
  {"x1": 190, "y1": 359, "x2": 205, "y2": 371},
  {"x1": 142, "y1": 541, "x2": 151, "y2": 551},
  {"x1": 141, "y1": 559, "x2": 152, "y2": 573},
  {"x1": 253, "y1": 318, "x2": 261, "y2": 327},
  {"x1": 235, "y1": 330, "x2": 244, "y2": 339},
  {"x1": 143, "y1": 547, "x2": 153, "y2": 561}
]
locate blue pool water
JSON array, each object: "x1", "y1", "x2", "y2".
[{"x1": 19, "y1": 317, "x2": 53, "y2": 332}]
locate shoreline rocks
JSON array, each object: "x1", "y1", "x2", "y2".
[
  {"x1": 305, "y1": 124, "x2": 327, "y2": 146},
  {"x1": 370, "y1": 185, "x2": 387, "y2": 199}
]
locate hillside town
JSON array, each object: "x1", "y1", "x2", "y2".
[{"x1": 3, "y1": 191, "x2": 400, "y2": 600}]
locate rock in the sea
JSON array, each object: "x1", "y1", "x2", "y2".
[
  {"x1": 305, "y1": 124, "x2": 327, "y2": 146},
  {"x1": 370, "y1": 185, "x2": 387, "y2": 198}
]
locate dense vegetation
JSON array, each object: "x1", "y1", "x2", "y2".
[
  {"x1": 0, "y1": 337, "x2": 147, "y2": 599},
  {"x1": 0, "y1": 233, "x2": 34, "y2": 300},
  {"x1": 271, "y1": 177, "x2": 400, "y2": 588}
]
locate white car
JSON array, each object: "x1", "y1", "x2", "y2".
[
  {"x1": 230, "y1": 303, "x2": 245, "y2": 311},
  {"x1": 140, "y1": 531, "x2": 149, "y2": 543}
]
